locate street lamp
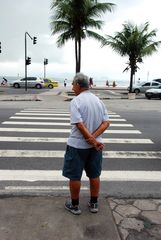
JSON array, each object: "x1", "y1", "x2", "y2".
[
  {"x1": 44, "y1": 58, "x2": 48, "y2": 78},
  {"x1": 25, "y1": 32, "x2": 37, "y2": 91}
]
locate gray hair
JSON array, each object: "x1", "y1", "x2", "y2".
[{"x1": 73, "y1": 73, "x2": 89, "y2": 89}]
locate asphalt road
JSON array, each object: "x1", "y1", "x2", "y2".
[{"x1": 0, "y1": 98, "x2": 161, "y2": 197}]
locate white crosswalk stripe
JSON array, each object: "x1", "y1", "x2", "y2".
[
  {"x1": 15, "y1": 112, "x2": 121, "y2": 117},
  {"x1": 4, "y1": 186, "x2": 89, "y2": 192},
  {"x1": 0, "y1": 128, "x2": 141, "y2": 134},
  {"x1": 0, "y1": 136, "x2": 153, "y2": 144},
  {"x1": 19, "y1": 110, "x2": 118, "y2": 114},
  {"x1": 23, "y1": 109, "x2": 115, "y2": 114},
  {"x1": 0, "y1": 170, "x2": 161, "y2": 182},
  {"x1": 2, "y1": 121, "x2": 133, "y2": 127},
  {"x1": 0, "y1": 108, "x2": 159, "y2": 193},
  {"x1": 0, "y1": 150, "x2": 160, "y2": 158},
  {"x1": 10, "y1": 116, "x2": 127, "y2": 122}
]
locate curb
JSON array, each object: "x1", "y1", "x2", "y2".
[{"x1": 0, "y1": 99, "x2": 42, "y2": 101}]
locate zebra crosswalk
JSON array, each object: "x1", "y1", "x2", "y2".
[{"x1": 0, "y1": 108, "x2": 160, "y2": 194}]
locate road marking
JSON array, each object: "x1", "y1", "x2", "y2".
[
  {"x1": 4, "y1": 186, "x2": 89, "y2": 191},
  {"x1": 0, "y1": 150, "x2": 160, "y2": 158},
  {"x1": 0, "y1": 170, "x2": 161, "y2": 182},
  {"x1": 2, "y1": 121, "x2": 133, "y2": 127},
  {"x1": 17, "y1": 112, "x2": 71, "y2": 116},
  {"x1": 0, "y1": 128, "x2": 141, "y2": 134},
  {"x1": 103, "y1": 138, "x2": 153, "y2": 144},
  {"x1": 15, "y1": 112, "x2": 121, "y2": 117},
  {"x1": 103, "y1": 151, "x2": 161, "y2": 158},
  {"x1": 23, "y1": 109, "x2": 115, "y2": 114},
  {"x1": 0, "y1": 136, "x2": 153, "y2": 144},
  {"x1": 11, "y1": 116, "x2": 71, "y2": 121},
  {"x1": 10, "y1": 116, "x2": 127, "y2": 122},
  {"x1": 23, "y1": 110, "x2": 70, "y2": 113},
  {"x1": 3, "y1": 121, "x2": 71, "y2": 126},
  {"x1": 20, "y1": 110, "x2": 116, "y2": 114}
]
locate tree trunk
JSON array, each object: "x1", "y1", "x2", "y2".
[
  {"x1": 75, "y1": 39, "x2": 78, "y2": 73},
  {"x1": 129, "y1": 67, "x2": 134, "y2": 93},
  {"x1": 75, "y1": 35, "x2": 81, "y2": 73},
  {"x1": 78, "y1": 36, "x2": 81, "y2": 72},
  {"x1": 129, "y1": 57, "x2": 136, "y2": 93}
]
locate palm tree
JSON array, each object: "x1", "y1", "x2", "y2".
[
  {"x1": 50, "y1": 0, "x2": 115, "y2": 73},
  {"x1": 102, "y1": 22, "x2": 161, "y2": 93}
]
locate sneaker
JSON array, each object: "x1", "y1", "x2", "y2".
[
  {"x1": 65, "y1": 201, "x2": 81, "y2": 215},
  {"x1": 88, "y1": 202, "x2": 98, "y2": 213}
]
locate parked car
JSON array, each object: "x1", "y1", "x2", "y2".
[
  {"x1": 145, "y1": 86, "x2": 161, "y2": 99},
  {"x1": 10, "y1": 77, "x2": 45, "y2": 89},
  {"x1": 127, "y1": 81, "x2": 161, "y2": 94},
  {"x1": 152, "y1": 79, "x2": 161, "y2": 84},
  {"x1": 43, "y1": 78, "x2": 59, "y2": 88}
]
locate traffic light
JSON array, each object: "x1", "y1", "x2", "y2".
[
  {"x1": 0, "y1": 42, "x2": 1, "y2": 53},
  {"x1": 33, "y1": 37, "x2": 37, "y2": 44},
  {"x1": 26, "y1": 57, "x2": 31, "y2": 65},
  {"x1": 44, "y1": 58, "x2": 48, "y2": 65}
]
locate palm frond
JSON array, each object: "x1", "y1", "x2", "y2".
[
  {"x1": 56, "y1": 31, "x2": 74, "y2": 47},
  {"x1": 50, "y1": 20, "x2": 71, "y2": 34},
  {"x1": 85, "y1": 30, "x2": 106, "y2": 43}
]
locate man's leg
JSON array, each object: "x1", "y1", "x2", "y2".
[
  {"x1": 89, "y1": 177, "x2": 100, "y2": 213},
  {"x1": 90, "y1": 177, "x2": 100, "y2": 200},
  {"x1": 65, "y1": 180, "x2": 81, "y2": 215},
  {"x1": 69, "y1": 180, "x2": 81, "y2": 206}
]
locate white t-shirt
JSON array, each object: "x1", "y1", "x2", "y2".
[{"x1": 67, "y1": 90, "x2": 109, "y2": 149}]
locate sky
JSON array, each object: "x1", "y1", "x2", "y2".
[{"x1": 0, "y1": 0, "x2": 161, "y2": 84}]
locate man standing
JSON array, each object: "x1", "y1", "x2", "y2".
[{"x1": 63, "y1": 73, "x2": 110, "y2": 215}]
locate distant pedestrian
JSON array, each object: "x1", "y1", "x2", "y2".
[
  {"x1": 89, "y1": 77, "x2": 93, "y2": 88},
  {"x1": 63, "y1": 72, "x2": 110, "y2": 215},
  {"x1": 106, "y1": 80, "x2": 109, "y2": 87},
  {"x1": 1, "y1": 77, "x2": 8, "y2": 86},
  {"x1": 112, "y1": 81, "x2": 116, "y2": 87},
  {"x1": 64, "y1": 79, "x2": 67, "y2": 87}
]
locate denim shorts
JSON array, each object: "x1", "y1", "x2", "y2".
[{"x1": 62, "y1": 145, "x2": 102, "y2": 180}]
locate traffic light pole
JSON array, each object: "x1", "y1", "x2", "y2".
[
  {"x1": 25, "y1": 32, "x2": 37, "y2": 91},
  {"x1": 25, "y1": 33, "x2": 27, "y2": 91},
  {"x1": 44, "y1": 58, "x2": 48, "y2": 78},
  {"x1": 44, "y1": 62, "x2": 46, "y2": 78}
]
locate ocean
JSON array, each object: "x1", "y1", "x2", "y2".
[{"x1": 0, "y1": 75, "x2": 129, "y2": 87}]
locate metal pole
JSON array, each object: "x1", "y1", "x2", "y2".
[
  {"x1": 25, "y1": 32, "x2": 34, "y2": 91},
  {"x1": 25, "y1": 32, "x2": 27, "y2": 91},
  {"x1": 44, "y1": 61, "x2": 46, "y2": 78}
]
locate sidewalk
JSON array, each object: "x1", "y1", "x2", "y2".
[
  {"x1": 61, "y1": 86, "x2": 129, "y2": 100},
  {"x1": 0, "y1": 196, "x2": 120, "y2": 240},
  {"x1": 0, "y1": 195, "x2": 161, "y2": 240},
  {"x1": 109, "y1": 198, "x2": 161, "y2": 240}
]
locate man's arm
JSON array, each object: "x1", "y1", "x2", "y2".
[
  {"x1": 76, "y1": 122, "x2": 104, "y2": 150},
  {"x1": 92, "y1": 121, "x2": 110, "y2": 138}
]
